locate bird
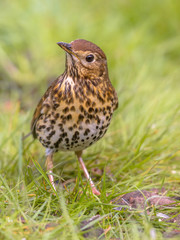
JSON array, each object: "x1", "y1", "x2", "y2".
[{"x1": 31, "y1": 39, "x2": 118, "y2": 195}]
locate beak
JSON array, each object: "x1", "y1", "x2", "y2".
[
  {"x1": 57, "y1": 42, "x2": 71, "y2": 52},
  {"x1": 57, "y1": 42, "x2": 78, "y2": 59}
]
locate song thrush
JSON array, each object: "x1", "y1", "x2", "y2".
[{"x1": 31, "y1": 39, "x2": 118, "y2": 195}]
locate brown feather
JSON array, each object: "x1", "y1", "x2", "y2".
[
  {"x1": 71, "y1": 39, "x2": 106, "y2": 59},
  {"x1": 31, "y1": 77, "x2": 61, "y2": 138}
]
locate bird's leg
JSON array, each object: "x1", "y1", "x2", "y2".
[
  {"x1": 45, "y1": 153, "x2": 56, "y2": 191},
  {"x1": 75, "y1": 151, "x2": 100, "y2": 196}
]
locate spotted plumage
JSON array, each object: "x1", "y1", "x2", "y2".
[{"x1": 31, "y1": 39, "x2": 118, "y2": 195}]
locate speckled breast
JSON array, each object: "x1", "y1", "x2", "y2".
[{"x1": 35, "y1": 98, "x2": 114, "y2": 152}]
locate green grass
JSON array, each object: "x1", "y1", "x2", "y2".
[{"x1": 0, "y1": 0, "x2": 180, "y2": 239}]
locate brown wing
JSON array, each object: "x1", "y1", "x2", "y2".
[
  {"x1": 113, "y1": 89, "x2": 118, "y2": 111},
  {"x1": 31, "y1": 77, "x2": 61, "y2": 139},
  {"x1": 105, "y1": 80, "x2": 118, "y2": 111},
  {"x1": 31, "y1": 86, "x2": 52, "y2": 139}
]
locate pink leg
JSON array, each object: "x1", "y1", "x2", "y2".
[
  {"x1": 45, "y1": 153, "x2": 56, "y2": 191},
  {"x1": 75, "y1": 151, "x2": 100, "y2": 196}
]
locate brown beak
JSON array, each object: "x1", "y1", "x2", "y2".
[
  {"x1": 57, "y1": 42, "x2": 79, "y2": 60},
  {"x1": 57, "y1": 42, "x2": 72, "y2": 52}
]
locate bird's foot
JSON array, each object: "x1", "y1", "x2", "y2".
[{"x1": 92, "y1": 186, "x2": 101, "y2": 196}]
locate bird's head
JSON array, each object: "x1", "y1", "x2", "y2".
[{"x1": 57, "y1": 39, "x2": 108, "y2": 80}]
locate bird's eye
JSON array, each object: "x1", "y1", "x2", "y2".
[{"x1": 85, "y1": 54, "x2": 94, "y2": 62}]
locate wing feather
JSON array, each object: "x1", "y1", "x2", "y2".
[{"x1": 31, "y1": 77, "x2": 62, "y2": 138}]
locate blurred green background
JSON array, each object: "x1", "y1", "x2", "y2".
[
  {"x1": 1, "y1": 0, "x2": 180, "y2": 108},
  {"x1": 0, "y1": 0, "x2": 179, "y2": 162},
  {"x1": 0, "y1": 0, "x2": 180, "y2": 238}
]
